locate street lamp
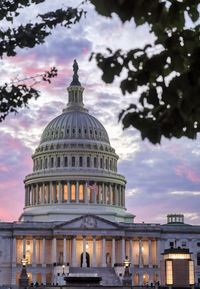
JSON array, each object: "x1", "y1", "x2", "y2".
[
  {"x1": 62, "y1": 264, "x2": 65, "y2": 276},
  {"x1": 122, "y1": 256, "x2": 132, "y2": 286},
  {"x1": 19, "y1": 256, "x2": 29, "y2": 287}
]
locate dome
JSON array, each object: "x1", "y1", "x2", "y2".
[{"x1": 40, "y1": 110, "x2": 110, "y2": 145}]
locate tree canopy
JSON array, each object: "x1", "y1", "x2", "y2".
[{"x1": 1, "y1": 0, "x2": 200, "y2": 144}]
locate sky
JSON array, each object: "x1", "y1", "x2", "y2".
[{"x1": 0, "y1": 0, "x2": 199, "y2": 224}]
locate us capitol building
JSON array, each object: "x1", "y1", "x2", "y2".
[{"x1": 0, "y1": 60, "x2": 200, "y2": 286}]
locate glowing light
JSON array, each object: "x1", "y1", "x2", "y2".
[{"x1": 86, "y1": 244, "x2": 89, "y2": 249}]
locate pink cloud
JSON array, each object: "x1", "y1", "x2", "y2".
[{"x1": 174, "y1": 164, "x2": 200, "y2": 183}]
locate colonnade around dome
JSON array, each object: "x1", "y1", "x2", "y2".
[{"x1": 25, "y1": 181, "x2": 125, "y2": 208}]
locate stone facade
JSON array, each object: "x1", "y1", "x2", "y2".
[{"x1": 0, "y1": 61, "x2": 200, "y2": 286}]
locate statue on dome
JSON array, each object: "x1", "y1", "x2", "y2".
[{"x1": 70, "y1": 59, "x2": 81, "y2": 86}]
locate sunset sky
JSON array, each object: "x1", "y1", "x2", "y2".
[{"x1": 0, "y1": 0, "x2": 199, "y2": 224}]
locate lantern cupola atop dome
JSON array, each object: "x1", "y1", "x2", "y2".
[{"x1": 65, "y1": 59, "x2": 86, "y2": 113}]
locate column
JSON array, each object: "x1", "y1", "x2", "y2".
[
  {"x1": 58, "y1": 181, "x2": 62, "y2": 204},
  {"x1": 84, "y1": 182, "x2": 88, "y2": 204},
  {"x1": 102, "y1": 237, "x2": 106, "y2": 267},
  {"x1": 31, "y1": 184, "x2": 34, "y2": 205},
  {"x1": 112, "y1": 238, "x2": 115, "y2": 267},
  {"x1": 82, "y1": 236, "x2": 87, "y2": 267},
  {"x1": 25, "y1": 186, "x2": 27, "y2": 206},
  {"x1": 149, "y1": 239, "x2": 152, "y2": 268},
  {"x1": 130, "y1": 239, "x2": 133, "y2": 266},
  {"x1": 32, "y1": 237, "x2": 36, "y2": 266},
  {"x1": 53, "y1": 237, "x2": 56, "y2": 264},
  {"x1": 67, "y1": 182, "x2": 71, "y2": 203},
  {"x1": 36, "y1": 184, "x2": 39, "y2": 204},
  {"x1": 63, "y1": 237, "x2": 67, "y2": 264},
  {"x1": 75, "y1": 181, "x2": 79, "y2": 203},
  {"x1": 109, "y1": 184, "x2": 112, "y2": 204},
  {"x1": 121, "y1": 237, "x2": 125, "y2": 262},
  {"x1": 156, "y1": 238, "x2": 160, "y2": 267},
  {"x1": 94, "y1": 182, "x2": 97, "y2": 204},
  {"x1": 93, "y1": 236, "x2": 96, "y2": 267},
  {"x1": 42, "y1": 183, "x2": 45, "y2": 204},
  {"x1": 139, "y1": 239, "x2": 143, "y2": 268},
  {"x1": 23, "y1": 236, "x2": 26, "y2": 258},
  {"x1": 105, "y1": 184, "x2": 107, "y2": 204},
  {"x1": 12, "y1": 237, "x2": 16, "y2": 265},
  {"x1": 114, "y1": 184, "x2": 118, "y2": 206},
  {"x1": 102, "y1": 183, "x2": 105, "y2": 204},
  {"x1": 47, "y1": 183, "x2": 49, "y2": 203},
  {"x1": 72, "y1": 236, "x2": 77, "y2": 267},
  {"x1": 119, "y1": 186, "x2": 121, "y2": 206},
  {"x1": 42, "y1": 238, "x2": 46, "y2": 267},
  {"x1": 50, "y1": 182, "x2": 53, "y2": 204}
]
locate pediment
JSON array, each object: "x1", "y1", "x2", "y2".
[{"x1": 54, "y1": 215, "x2": 120, "y2": 230}]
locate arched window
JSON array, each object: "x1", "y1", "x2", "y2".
[
  {"x1": 63, "y1": 184, "x2": 68, "y2": 201},
  {"x1": 94, "y1": 157, "x2": 97, "y2": 168},
  {"x1": 40, "y1": 159, "x2": 43, "y2": 170},
  {"x1": 45, "y1": 158, "x2": 48, "y2": 169},
  {"x1": 197, "y1": 253, "x2": 200, "y2": 265},
  {"x1": 87, "y1": 157, "x2": 90, "y2": 167},
  {"x1": 106, "y1": 159, "x2": 108, "y2": 170},
  {"x1": 110, "y1": 160, "x2": 112, "y2": 170},
  {"x1": 143, "y1": 273, "x2": 149, "y2": 285},
  {"x1": 57, "y1": 157, "x2": 60, "y2": 167},
  {"x1": 51, "y1": 157, "x2": 54, "y2": 168},
  {"x1": 71, "y1": 184, "x2": 75, "y2": 201},
  {"x1": 79, "y1": 184, "x2": 83, "y2": 201},
  {"x1": 79, "y1": 156, "x2": 83, "y2": 167},
  {"x1": 133, "y1": 274, "x2": 139, "y2": 286},
  {"x1": 72, "y1": 156, "x2": 75, "y2": 167},
  {"x1": 100, "y1": 158, "x2": 103, "y2": 168},
  {"x1": 64, "y1": 156, "x2": 68, "y2": 167}
]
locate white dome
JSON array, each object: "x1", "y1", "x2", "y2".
[{"x1": 40, "y1": 110, "x2": 110, "y2": 145}]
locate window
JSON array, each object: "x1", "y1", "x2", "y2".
[
  {"x1": 57, "y1": 157, "x2": 60, "y2": 167},
  {"x1": 79, "y1": 184, "x2": 83, "y2": 201},
  {"x1": 166, "y1": 260, "x2": 173, "y2": 285},
  {"x1": 79, "y1": 156, "x2": 83, "y2": 167},
  {"x1": 72, "y1": 157, "x2": 75, "y2": 167},
  {"x1": 45, "y1": 158, "x2": 48, "y2": 169},
  {"x1": 72, "y1": 128, "x2": 75, "y2": 134},
  {"x1": 51, "y1": 157, "x2": 54, "y2": 168},
  {"x1": 44, "y1": 185, "x2": 47, "y2": 202},
  {"x1": 197, "y1": 253, "x2": 200, "y2": 266},
  {"x1": 100, "y1": 158, "x2": 103, "y2": 168},
  {"x1": 71, "y1": 184, "x2": 75, "y2": 201},
  {"x1": 94, "y1": 157, "x2": 97, "y2": 168},
  {"x1": 40, "y1": 159, "x2": 43, "y2": 170},
  {"x1": 63, "y1": 184, "x2": 68, "y2": 201},
  {"x1": 87, "y1": 157, "x2": 90, "y2": 167},
  {"x1": 182, "y1": 241, "x2": 186, "y2": 247},
  {"x1": 55, "y1": 184, "x2": 59, "y2": 202},
  {"x1": 106, "y1": 159, "x2": 108, "y2": 169},
  {"x1": 169, "y1": 242, "x2": 174, "y2": 248},
  {"x1": 87, "y1": 187, "x2": 91, "y2": 202},
  {"x1": 64, "y1": 156, "x2": 68, "y2": 167},
  {"x1": 197, "y1": 242, "x2": 200, "y2": 247},
  {"x1": 79, "y1": 128, "x2": 81, "y2": 134},
  {"x1": 110, "y1": 160, "x2": 112, "y2": 170}
]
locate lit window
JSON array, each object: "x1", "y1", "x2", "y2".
[
  {"x1": 38, "y1": 186, "x2": 41, "y2": 203},
  {"x1": 71, "y1": 184, "x2": 75, "y2": 201},
  {"x1": 87, "y1": 187, "x2": 91, "y2": 202},
  {"x1": 44, "y1": 185, "x2": 47, "y2": 202},
  {"x1": 166, "y1": 260, "x2": 173, "y2": 285},
  {"x1": 56, "y1": 184, "x2": 59, "y2": 202},
  {"x1": 189, "y1": 260, "x2": 195, "y2": 285},
  {"x1": 79, "y1": 184, "x2": 83, "y2": 201},
  {"x1": 63, "y1": 184, "x2": 68, "y2": 201},
  {"x1": 106, "y1": 186, "x2": 110, "y2": 203}
]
